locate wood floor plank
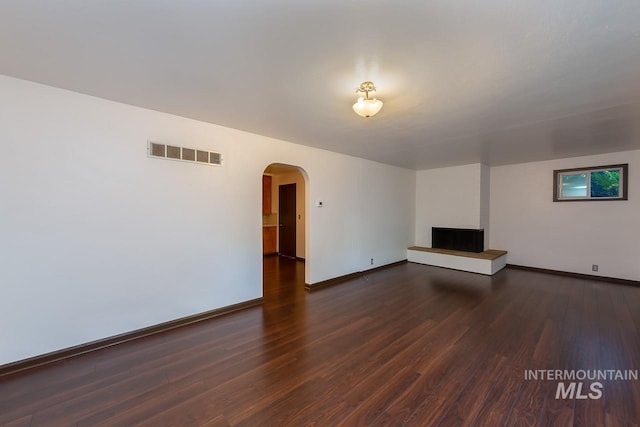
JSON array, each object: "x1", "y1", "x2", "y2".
[
  {"x1": 378, "y1": 331, "x2": 484, "y2": 425},
  {"x1": 505, "y1": 371, "x2": 547, "y2": 427},
  {"x1": 0, "y1": 414, "x2": 33, "y2": 427},
  {"x1": 435, "y1": 353, "x2": 508, "y2": 426},
  {"x1": 28, "y1": 370, "x2": 168, "y2": 426},
  {"x1": 471, "y1": 363, "x2": 524, "y2": 426},
  {"x1": 1, "y1": 257, "x2": 639, "y2": 426},
  {"x1": 75, "y1": 377, "x2": 208, "y2": 427}
]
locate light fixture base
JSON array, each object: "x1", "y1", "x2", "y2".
[{"x1": 356, "y1": 81, "x2": 377, "y2": 96}]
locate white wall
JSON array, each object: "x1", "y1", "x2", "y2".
[
  {"x1": 414, "y1": 163, "x2": 488, "y2": 247},
  {"x1": 480, "y1": 164, "x2": 491, "y2": 249},
  {"x1": 270, "y1": 169, "x2": 306, "y2": 259},
  {"x1": 0, "y1": 75, "x2": 415, "y2": 365},
  {"x1": 490, "y1": 150, "x2": 640, "y2": 281}
]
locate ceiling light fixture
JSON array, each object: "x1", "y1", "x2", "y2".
[{"x1": 352, "y1": 81, "x2": 383, "y2": 118}]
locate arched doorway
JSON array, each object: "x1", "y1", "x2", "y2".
[{"x1": 261, "y1": 163, "x2": 309, "y2": 298}]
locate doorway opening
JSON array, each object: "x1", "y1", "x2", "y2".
[
  {"x1": 279, "y1": 183, "x2": 298, "y2": 259},
  {"x1": 262, "y1": 163, "x2": 308, "y2": 299}
]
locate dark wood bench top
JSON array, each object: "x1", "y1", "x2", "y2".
[{"x1": 408, "y1": 246, "x2": 508, "y2": 261}]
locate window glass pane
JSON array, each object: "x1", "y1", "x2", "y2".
[
  {"x1": 591, "y1": 169, "x2": 620, "y2": 198},
  {"x1": 196, "y1": 150, "x2": 209, "y2": 163},
  {"x1": 182, "y1": 148, "x2": 196, "y2": 161},
  {"x1": 150, "y1": 143, "x2": 165, "y2": 157},
  {"x1": 166, "y1": 145, "x2": 181, "y2": 159},
  {"x1": 561, "y1": 173, "x2": 587, "y2": 198}
]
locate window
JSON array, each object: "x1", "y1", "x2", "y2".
[
  {"x1": 553, "y1": 164, "x2": 628, "y2": 201},
  {"x1": 147, "y1": 141, "x2": 223, "y2": 166}
]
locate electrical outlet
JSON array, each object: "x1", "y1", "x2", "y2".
[
  {"x1": 370, "y1": 258, "x2": 374, "y2": 265},
  {"x1": 592, "y1": 264, "x2": 599, "y2": 272}
]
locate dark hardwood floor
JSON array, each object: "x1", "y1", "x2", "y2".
[{"x1": 1, "y1": 257, "x2": 639, "y2": 426}]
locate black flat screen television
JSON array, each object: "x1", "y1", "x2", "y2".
[{"x1": 432, "y1": 227, "x2": 484, "y2": 253}]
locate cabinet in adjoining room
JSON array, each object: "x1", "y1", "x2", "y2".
[
  {"x1": 262, "y1": 175, "x2": 272, "y2": 214},
  {"x1": 262, "y1": 226, "x2": 277, "y2": 254}
]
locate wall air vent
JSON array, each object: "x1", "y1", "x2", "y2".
[{"x1": 148, "y1": 141, "x2": 223, "y2": 166}]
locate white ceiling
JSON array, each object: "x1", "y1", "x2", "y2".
[{"x1": 1, "y1": 0, "x2": 640, "y2": 170}]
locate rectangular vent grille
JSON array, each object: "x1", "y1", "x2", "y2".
[{"x1": 148, "y1": 141, "x2": 223, "y2": 166}]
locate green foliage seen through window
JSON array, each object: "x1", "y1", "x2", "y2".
[{"x1": 591, "y1": 170, "x2": 620, "y2": 198}]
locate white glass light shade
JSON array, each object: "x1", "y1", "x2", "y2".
[{"x1": 352, "y1": 97, "x2": 383, "y2": 118}]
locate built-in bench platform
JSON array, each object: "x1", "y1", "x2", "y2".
[{"x1": 407, "y1": 246, "x2": 508, "y2": 275}]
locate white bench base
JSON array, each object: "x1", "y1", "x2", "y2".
[{"x1": 407, "y1": 247, "x2": 507, "y2": 275}]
